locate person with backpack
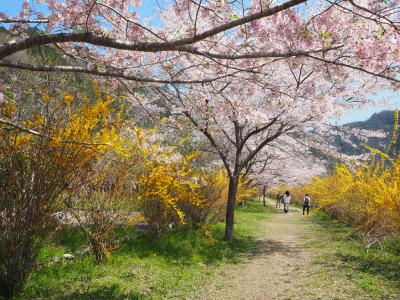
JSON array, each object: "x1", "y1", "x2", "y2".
[
  {"x1": 303, "y1": 193, "x2": 311, "y2": 215},
  {"x1": 283, "y1": 191, "x2": 291, "y2": 213},
  {"x1": 276, "y1": 192, "x2": 282, "y2": 208}
]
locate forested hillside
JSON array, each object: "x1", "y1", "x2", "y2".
[{"x1": 334, "y1": 110, "x2": 399, "y2": 155}]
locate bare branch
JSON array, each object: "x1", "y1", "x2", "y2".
[
  {"x1": 0, "y1": 117, "x2": 109, "y2": 146},
  {"x1": 240, "y1": 111, "x2": 285, "y2": 150},
  {"x1": 306, "y1": 54, "x2": 400, "y2": 83},
  {"x1": 0, "y1": 60, "x2": 233, "y2": 84},
  {"x1": 240, "y1": 123, "x2": 295, "y2": 168}
]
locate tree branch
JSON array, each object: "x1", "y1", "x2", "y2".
[
  {"x1": 0, "y1": 117, "x2": 109, "y2": 146},
  {"x1": 185, "y1": 44, "x2": 344, "y2": 60},
  {"x1": 0, "y1": 18, "x2": 49, "y2": 24},
  {"x1": 0, "y1": 60, "x2": 232, "y2": 84},
  {"x1": 0, "y1": 0, "x2": 306, "y2": 60},
  {"x1": 240, "y1": 112, "x2": 284, "y2": 150},
  {"x1": 240, "y1": 124, "x2": 294, "y2": 168},
  {"x1": 183, "y1": 111, "x2": 233, "y2": 177},
  {"x1": 306, "y1": 54, "x2": 400, "y2": 83}
]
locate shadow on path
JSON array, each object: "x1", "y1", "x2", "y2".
[{"x1": 245, "y1": 238, "x2": 302, "y2": 257}]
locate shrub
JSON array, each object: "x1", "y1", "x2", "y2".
[
  {"x1": 187, "y1": 169, "x2": 258, "y2": 225},
  {"x1": 236, "y1": 176, "x2": 258, "y2": 206},
  {"x1": 0, "y1": 85, "x2": 125, "y2": 298},
  {"x1": 290, "y1": 112, "x2": 400, "y2": 245},
  {"x1": 136, "y1": 147, "x2": 203, "y2": 236},
  {"x1": 181, "y1": 168, "x2": 229, "y2": 225},
  {"x1": 64, "y1": 152, "x2": 138, "y2": 263},
  {"x1": 301, "y1": 160, "x2": 400, "y2": 244},
  {"x1": 0, "y1": 150, "x2": 61, "y2": 298},
  {"x1": 65, "y1": 190, "x2": 130, "y2": 263}
]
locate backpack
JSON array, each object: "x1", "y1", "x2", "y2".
[{"x1": 304, "y1": 196, "x2": 310, "y2": 205}]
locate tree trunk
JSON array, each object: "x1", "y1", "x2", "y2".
[
  {"x1": 262, "y1": 186, "x2": 266, "y2": 207},
  {"x1": 224, "y1": 175, "x2": 239, "y2": 241}
]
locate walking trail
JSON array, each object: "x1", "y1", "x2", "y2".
[{"x1": 201, "y1": 199, "x2": 377, "y2": 300}]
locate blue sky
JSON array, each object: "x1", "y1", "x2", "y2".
[
  {"x1": 1, "y1": 1, "x2": 24, "y2": 15},
  {"x1": 1, "y1": 0, "x2": 161, "y2": 22},
  {"x1": 2, "y1": 0, "x2": 399, "y2": 124},
  {"x1": 2, "y1": 1, "x2": 46, "y2": 16}
]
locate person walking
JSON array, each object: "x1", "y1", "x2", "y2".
[
  {"x1": 283, "y1": 191, "x2": 291, "y2": 213},
  {"x1": 303, "y1": 193, "x2": 311, "y2": 215},
  {"x1": 276, "y1": 192, "x2": 282, "y2": 208}
]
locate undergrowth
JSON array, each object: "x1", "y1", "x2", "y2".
[{"x1": 16, "y1": 201, "x2": 271, "y2": 299}]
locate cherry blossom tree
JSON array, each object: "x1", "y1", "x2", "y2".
[
  {"x1": 246, "y1": 142, "x2": 327, "y2": 206},
  {"x1": 0, "y1": 0, "x2": 399, "y2": 85},
  {"x1": 1, "y1": 0, "x2": 400, "y2": 241},
  {"x1": 155, "y1": 44, "x2": 396, "y2": 239},
  {"x1": 157, "y1": 81, "x2": 325, "y2": 238}
]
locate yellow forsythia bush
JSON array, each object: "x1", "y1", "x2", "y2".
[
  {"x1": 295, "y1": 113, "x2": 400, "y2": 243},
  {"x1": 236, "y1": 176, "x2": 258, "y2": 205},
  {"x1": 195, "y1": 168, "x2": 229, "y2": 223},
  {"x1": 0, "y1": 83, "x2": 128, "y2": 296},
  {"x1": 301, "y1": 155, "x2": 400, "y2": 242},
  {"x1": 134, "y1": 131, "x2": 204, "y2": 235},
  {"x1": 193, "y1": 168, "x2": 258, "y2": 223}
]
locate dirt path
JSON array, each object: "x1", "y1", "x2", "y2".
[{"x1": 201, "y1": 199, "x2": 375, "y2": 300}]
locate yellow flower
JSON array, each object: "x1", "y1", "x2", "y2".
[
  {"x1": 4, "y1": 104, "x2": 16, "y2": 118},
  {"x1": 64, "y1": 93, "x2": 75, "y2": 105}
]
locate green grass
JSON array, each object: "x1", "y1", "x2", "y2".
[
  {"x1": 309, "y1": 211, "x2": 400, "y2": 298},
  {"x1": 17, "y1": 201, "x2": 272, "y2": 300}
]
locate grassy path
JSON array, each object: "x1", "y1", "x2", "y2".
[
  {"x1": 17, "y1": 200, "x2": 399, "y2": 299},
  {"x1": 201, "y1": 199, "x2": 400, "y2": 300}
]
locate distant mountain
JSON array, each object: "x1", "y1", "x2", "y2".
[
  {"x1": 335, "y1": 110, "x2": 399, "y2": 155},
  {"x1": 347, "y1": 110, "x2": 396, "y2": 131}
]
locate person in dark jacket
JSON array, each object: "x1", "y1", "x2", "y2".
[{"x1": 303, "y1": 193, "x2": 311, "y2": 215}]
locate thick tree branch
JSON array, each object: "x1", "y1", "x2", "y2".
[{"x1": 0, "y1": 0, "x2": 306, "y2": 60}]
